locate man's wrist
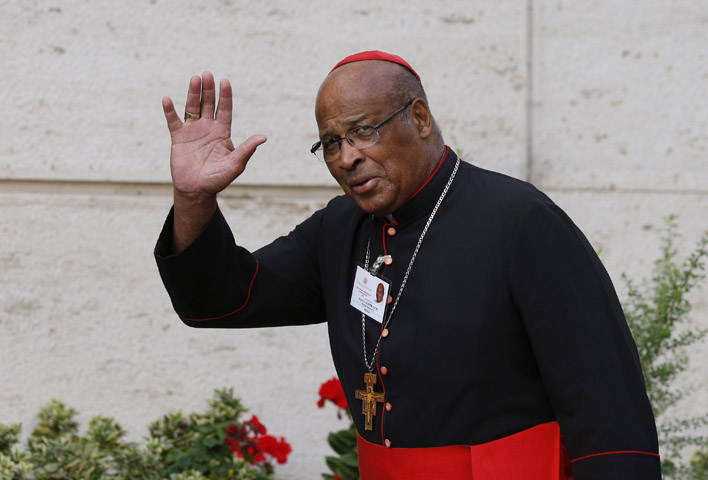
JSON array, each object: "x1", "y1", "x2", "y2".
[{"x1": 172, "y1": 190, "x2": 218, "y2": 254}]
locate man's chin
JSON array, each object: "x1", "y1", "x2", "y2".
[
  {"x1": 353, "y1": 198, "x2": 394, "y2": 218},
  {"x1": 342, "y1": 185, "x2": 395, "y2": 217}
]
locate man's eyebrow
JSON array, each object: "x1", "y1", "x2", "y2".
[
  {"x1": 319, "y1": 129, "x2": 335, "y2": 141},
  {"x1": 343, "y1": 114, "x2": 371, "y2": 126},
  {"x1": 319, "y1": 114, "x2": 373, "y2": 140}
]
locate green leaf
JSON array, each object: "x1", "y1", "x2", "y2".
[
  {"x1": 327, "y1": 431, "x2": 355, "y2": 456},
  {"x1": 201, "y1": 436, "x2": 222, "y2": 448},
  {"x1": 621, "y1": 217, "x2": 708, "y2": 478},
  {"x1": 326, "y1": 455, "x2": 359, "y2": 479}
]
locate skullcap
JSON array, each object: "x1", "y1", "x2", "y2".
[{"x1": 330, "y1": 50, "x2": 420, "y2": 81}]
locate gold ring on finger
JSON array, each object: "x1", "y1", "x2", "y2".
[{"x1": 184, "y1": 110, "x2": 200, "y2": 120}]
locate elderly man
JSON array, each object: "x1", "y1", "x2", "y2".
[{"x1": 155, "y1": 51, "x2": 661, "y2": 479}]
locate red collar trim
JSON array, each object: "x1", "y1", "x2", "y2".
[{"x1": 406, "y1": 146, "x2": 449, "y2": 202}]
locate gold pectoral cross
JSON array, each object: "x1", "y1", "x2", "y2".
[{"x1": 355, "y1": 372, "x2": 385, "y2": 431}]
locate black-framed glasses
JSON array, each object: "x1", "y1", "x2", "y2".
[{"x1": 311, "y1": 99, "x2": 415, "y2": 163}]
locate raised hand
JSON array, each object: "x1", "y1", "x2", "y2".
[
  {"x1": 162, "y1": 71, "x2": 267, "y2": 199},
  {"x1": 161, "y1": 72, "x2": 266, "y2": 252}
]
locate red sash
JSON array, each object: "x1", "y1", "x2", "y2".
[{"x1": 357, "y1": 421, "x2": 572, "y2": 480}]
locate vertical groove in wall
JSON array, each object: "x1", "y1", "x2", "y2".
[{"x1": 525, "y1": 0, "x2": 535, "y2": 183}]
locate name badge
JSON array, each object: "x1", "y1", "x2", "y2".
[{"x1": 350, "y1": 265, "x2": 390, "y2": 324}]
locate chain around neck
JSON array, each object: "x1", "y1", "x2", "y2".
[{"x1": 361, "y1": 156, "x2": 461, "y2": 372}]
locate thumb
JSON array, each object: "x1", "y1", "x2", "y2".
[
  {"x1": 230, "y1": 134, "x2": 268, "y2": 171},
  {"x1": 242, "y1": 134, "x2": 268, "y2": 153}
]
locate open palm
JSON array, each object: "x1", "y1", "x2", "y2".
[{"x1": 162, "y1": 72, "x2": 266, "y2": 198}]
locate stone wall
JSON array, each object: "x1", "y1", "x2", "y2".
[{"x1": 1, "y1": 1, "x2": 706, "y2": 477}]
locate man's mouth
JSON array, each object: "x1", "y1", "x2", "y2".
[{"x1": 350, "y1": 176, "x2": 378, "y2": 194}]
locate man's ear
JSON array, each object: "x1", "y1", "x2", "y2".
[{"x1": 409, "y1": 98, "x2": 434, "y2": 139}]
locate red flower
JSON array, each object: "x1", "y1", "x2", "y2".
[
  {"x1": 257, "y1": 435, "x2": 292, "y2": 464},
  {"x1": 223, "y1": 420, "x2": 290, "y2": 466},
  {"x1": 251, "y1": 448, "x2": 266, "y2": 464},
  {"x1": 225, "y1": 423, "x2": 240, "y2": 441},
  {"x1": 246, "y1": 415, "x2": 267, "y2": 435},
  {"x1": 225, "y1": 423, "x2": 247, "y2": 452},
  {"x1": 317, "y1": 377, "x2": 348, "y2": 410},
  {"x1": 224, "y1": 421, "x2": 266, "y2": 464}
]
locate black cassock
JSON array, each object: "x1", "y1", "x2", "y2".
[{"x1": 155, "y1": 147, "x2": 660, "y2": 479}]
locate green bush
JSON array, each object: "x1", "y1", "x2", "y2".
[
  {"x1": 622, "y1": 216, "x2": 708, "y2": 479},
  {"x1": 691, "y1": 446, "x2": 708, "y2": 479},
  {"x1": 0, "y1": 389, "x2": 287, "y2": 480}
]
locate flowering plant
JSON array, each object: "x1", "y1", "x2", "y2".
[
  {"x1": 224, "y1": 416, "x2": 291, "y2": 469},
  {"x1": 0, "y1": 388, "x2": 290, "y2": 480},
  {"x1": 318, "y1": 377, "x2": 359, "y2": 480},
  {"x1": 150, "y1": 388, "x2": 290, "y2": 479},
  {"x1": 317, "y1": 377, "x2": 349, "y2": 411}
]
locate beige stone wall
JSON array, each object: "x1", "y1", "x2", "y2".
[{"x1": 1, "y1": 0, "x2": 706, "y2": 477}]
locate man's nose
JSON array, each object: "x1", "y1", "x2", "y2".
[{"x1": 338, "y1": 140, "x2": 363, "y2": 168}]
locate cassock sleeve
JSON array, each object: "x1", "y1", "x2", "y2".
[
  {"x1": 508, "y1": 199, "x2": 661, "y2": 479},
  {"x1": 154, "y1": 205, "x2": 326, "y2": 328}
]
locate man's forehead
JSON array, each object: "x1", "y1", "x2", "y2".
[
  {"x1": 317, "y1": 64, "x2": 391, "y2": 107},
  {"x1": 317, "y1": 61, "x2": 400, "y2": 105},
  {"x1": 315, "y1": 60, "x2": 407, "y2": 134},
  {"x1": 321, "y1": 55, "x2": 416, "y2": 96},
  {"x1": 315, "y1": 68, "x2": 393, "y2": 135}
]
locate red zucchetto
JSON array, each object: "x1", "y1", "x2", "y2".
[{"x1": 330, "y1": 50, "x2": 420, "y2": 81}]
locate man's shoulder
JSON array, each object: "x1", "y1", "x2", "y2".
[
  {"x1": 324, "y1": 193, "x2": 359, "y2": 212},
  {"x1": 306, "y1": 194, "x2": 365, "y2": 231},
  {"x1": 458, "y1": 161, "x2": 554, "y2": 212}
]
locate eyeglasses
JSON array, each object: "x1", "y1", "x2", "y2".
[{"x1": 311, "y1": 99, "x2": 415, "y2": 163}]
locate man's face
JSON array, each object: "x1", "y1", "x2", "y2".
[{"x1": 315, "y1": 63, "x2": 434, "y2": 217}]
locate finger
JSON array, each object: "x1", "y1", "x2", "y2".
[
  {"x1": 215, "y1": 78, "x2": 232, "y2": 127},
  {"x1": 162, "y1": 96, "x2": 182, "y2": 133},
  {"x1": 200, "y1": 71, "x2": 216, "y2": 119},
  {"x1": 228, "y1": 134, "x2": 268, "y2": 174},
  {"x1": 184, "y1": 75, "x2": 202, "y2": 120}
]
